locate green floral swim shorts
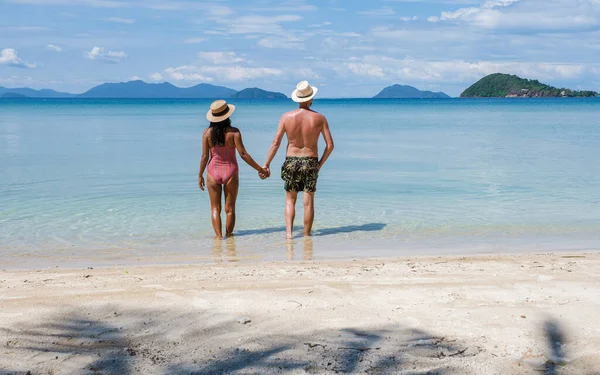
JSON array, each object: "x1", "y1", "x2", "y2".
[{"x1": 281, "y1": 157, "x2": 319, "y2": 192}]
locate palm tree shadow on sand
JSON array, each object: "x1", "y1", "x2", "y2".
[
  {"x1": 1, "y1": 308, "x2": 472, "y2": 374},
  {"x1": 235, "y1": 223, "x2": 386, "y2": 237}
]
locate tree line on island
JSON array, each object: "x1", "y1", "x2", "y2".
[{"x1": 1, "y1": 74, "x2": 598, "y2": 99}]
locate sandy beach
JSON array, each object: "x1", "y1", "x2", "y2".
[{"x1": 1, "y1": 251, "x2": 600, "y2": 375}]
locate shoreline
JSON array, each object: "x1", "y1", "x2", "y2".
[
  {"x1": 3, "y1": 248, "x2": 600, "y2": 272},
  {"x1": 2, "y1": 251, "x2": 600, "y2": 374},
  {"x1": 3, "y1": 233, "x2": 600, "y2": 271}
]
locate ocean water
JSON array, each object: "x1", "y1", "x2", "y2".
[{"x1": 1, "y1": 98, "x2": 600, "y2": 268}]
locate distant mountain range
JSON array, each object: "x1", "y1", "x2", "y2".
[
  {"x1": 0, "y1": 81, "x2": 286, "y2": 99},
  {"x1": 461, "y1": 73, "x2": 598, "y2": 98},
  {"x1": 0, "y1": 86, "x2": 75, "y2": 98},
  {"x1": 373, "y1": 84, "x2": 451, "y2": 99}
]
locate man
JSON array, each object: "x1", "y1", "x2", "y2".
[{"x1": 262, "y1": 81, "x2": 334, "y2": 239}]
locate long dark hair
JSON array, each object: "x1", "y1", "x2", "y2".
[{"x1": 209, "y1": 118, "x2": 231, "y2": 146}]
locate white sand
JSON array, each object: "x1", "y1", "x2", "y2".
[{"x1": 1, "y1": 252, "x2": 599, "y2": 374}]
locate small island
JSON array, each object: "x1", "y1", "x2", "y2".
[
  {"x1": 230, "y1": 88, "x2": 287, "y2": 99},
  {"x1": 461, "y1": 73, "x2": 598, "y2": 98},
  {"x1": 373, "y1": 84, "x2": 450, "y2": 99}
]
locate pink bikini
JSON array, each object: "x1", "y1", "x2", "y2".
[{"x1": 207, "y1": 145, "x2": 239, "y2": 184}]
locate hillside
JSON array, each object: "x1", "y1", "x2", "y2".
[
  {"x1": 79, "y1": 81, "x2": 237, "y2": 98},
  {"x1": 461, "y1": 73, "x2": 598, "y2": 98},
  {"x1": 230, "y1": 88, "x2": 286, "y2": 99},
  {"x1": 0, "y1": 86, "x2": 74, "y2": 98},
  {"x1": 1, "y1": 92, "x2": 29, "y2": 98},
  {"x1": 373, "y1": 84, "x2": 450, "y2": 99}
]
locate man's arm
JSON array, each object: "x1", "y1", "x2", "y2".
[
  {"x1": 263, "y1": 116, "x2": 286, "y2": 173},
  {"x1": 318, "y1": 117, "x2": 334, "y2": 169}
]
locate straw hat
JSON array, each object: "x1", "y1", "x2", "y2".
[
  {"x1": 206, "y1": 100, "x2": 236, "y2": 122},
  {"x1": 291, "y1": 81, "x2": 318, "y2": 103}
]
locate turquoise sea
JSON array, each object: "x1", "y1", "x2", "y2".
[{"x1": 1, "y1": 98, "x2": 599, "y2": 268}]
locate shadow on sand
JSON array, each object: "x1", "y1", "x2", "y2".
[
  {"x1": 2, "y1": 308, "x2": 469, "y2": 375},
  {"x1": 3, "y1": 311, "x2": 599, "y2": 374},
  {"x1": 542, "y1": 318, "x2": 567, "y2": 375},
  {"x1": 235, "y1": 223, "x2": 386, "y2": 237}
]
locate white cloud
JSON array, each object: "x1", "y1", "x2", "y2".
[
  {"x1": 0, "y1": 48, "x2": 36, "y2": 69},
  {"x1": 85, "y1": 46, "x2": 127, "y2": 63},
  {"x1": 427, "y1": 0, "x2": 600, "y2": 31},
  {"x1": 183, "y1": 37, "x2": 207, "y2": 44},
  {"x1": 129, "y1": 75, "x2": 141, "y2": 81},
  {"x1": 1, "y1": 26, "x2": 49, "y2": 31},
  {"x1": 163, "y1": 66, "x2": 214, "y2": 82},
  {"x1": 400, "y1": 16, "x2": 418, "y2": 21},
  {"x1": 218, "y1": 15, "x2": 303, "y2": 35},
  {"x1": 198, "y1": 52, "x2": 244, "y2": 64},
  {"x1": 162, "y1": 65, "x2": 284, "y2": 82},
  {"x1": 358, "y1": 8, "x2": 396, "y2": 16},
  {"x1": 334, "y1": 61, "x2": 385, "y2": 78},
  {"x1": 6, "y1": 0, "x2": 126, "y2": 7},
  {"x1": 205, "y1": 5, "x2": 234, "y2": 17},
  {"x1": 309, "y1": 21, "x2": 333, "y2": 27},
  {"x1": 248, "y1": 0, "x2": 317, "y2": 12},
  {"x1": 257, "y1": 36, "x2": 304, "y2": 49},
  {"x1": 330, "y1": 55, "x2": 589, "y2": 84},
  {"x1": 149, "y1": 72, "x2": 164, "y2": 81},
  {"x1": 46, "y1": 44, "x2": 62, "y2": 52},
  {"x1": 106, "y1": 17, "x2": 135, "y2": 24}
]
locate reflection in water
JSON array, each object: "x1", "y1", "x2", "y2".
[
  {"x1": 211, "y1": 238, "x2": 223, "y2": 262},
  {"x1": 212, "y1": 236, "x2": 238, "y2": 262},
  {"x1": 225, "y1": 236, "x2": 238, "y2": 262},
  {"x1": 303, "y1": 237, "x2": 313, "y2": 260},
  {"x1": 286, "y1": 237, "x2": 314, "y2": 261}
]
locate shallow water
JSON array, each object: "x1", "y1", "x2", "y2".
[{"x1": 1, "y1": 98, "x2": 599, "y2": 268}]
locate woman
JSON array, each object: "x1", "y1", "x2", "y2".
[{"x1": 198, "y1": 100, "x2": 267, "y2": 238}]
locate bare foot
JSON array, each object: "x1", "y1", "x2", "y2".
[
  {"x1": 286, "y1": 232, "x2": 293, "y2": 240},
  {"x1": 225, "y1": 233, "x2": 235, "y2": 238}
]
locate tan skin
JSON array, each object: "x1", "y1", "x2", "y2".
[
  {"x1": 198, "y1": 126, "x2": 267, "y2": 238},
  {"x1": 262, "y1": 100, "x2": 334, "y2": 238}
]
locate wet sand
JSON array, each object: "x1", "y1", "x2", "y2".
[{"x1": 1, "y1": 252, "x2": 600, "y2": 374}]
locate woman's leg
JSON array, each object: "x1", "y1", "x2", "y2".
[
  {"x1": 223, "y1": 174, "x2": 239, "y2": 237},
  {"x1": 206, "y1": 174, "x2": 223, "y2": 239}
]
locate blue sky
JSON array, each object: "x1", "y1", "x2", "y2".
[{"x1": 1, "y1": 0, "x2": 599, "y2": 97}]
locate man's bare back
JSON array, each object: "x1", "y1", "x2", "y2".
[
  {"x1": 262, "y1": 81, "x2": 334, "y2": 238},
  {"x1": 283, "y1": 108, "x2": 328, "y2": 158}
]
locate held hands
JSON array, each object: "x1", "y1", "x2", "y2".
[
  {"x1": 258, "y1": 165, "x2": 271, "y2": 180},
  {"x1": 198, "y1": 175, "x2": 205, "y2": 191}
]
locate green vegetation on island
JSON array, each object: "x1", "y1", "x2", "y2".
[{"x1": 461, "y1": 73, "x2": 598, "y2": 98}]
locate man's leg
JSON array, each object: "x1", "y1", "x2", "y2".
[
  {"x1": 285, "y1": 191, "x2": 298, "y2": 239},
  {"x1": 303, "y1": 191, "x2": 315, "y2": 236}
]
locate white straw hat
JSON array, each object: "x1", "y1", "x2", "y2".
[
  {"x1": 291, "y1": 81, "x2": 318, "y2": 103},
  {"x1": 206, "y1": 100, "x2": 236, "y2": 122}
]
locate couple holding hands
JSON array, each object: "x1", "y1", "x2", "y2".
[{"x1": 198, "y1": 81, "x2": 334, "y2": 240}]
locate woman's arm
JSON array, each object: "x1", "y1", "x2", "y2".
[
  {"x1": 198, "y1": 129, "x2": 210, "y2": 190},
  {"x1": 233, "y1": 130, "x2": 266, "y2": 174}
]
